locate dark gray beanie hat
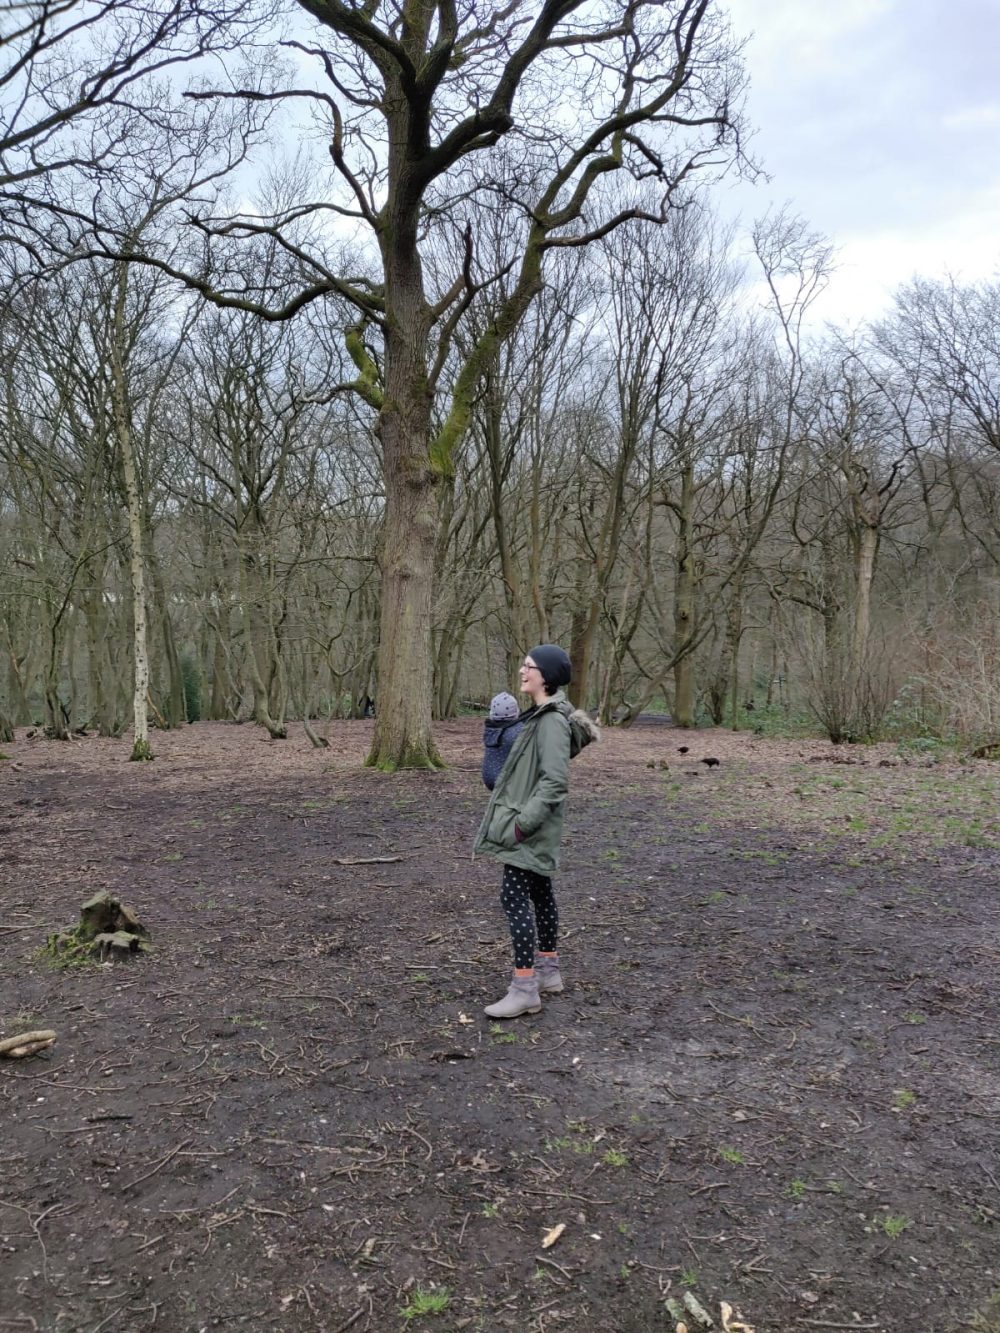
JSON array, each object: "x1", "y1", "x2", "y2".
[{"x1": 527, "y1": 643, "x2": 572, "y2": 690}]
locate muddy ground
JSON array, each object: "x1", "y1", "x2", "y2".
[{"x1": 1, "y1": 720, "x2": 998, "y2": 1333}]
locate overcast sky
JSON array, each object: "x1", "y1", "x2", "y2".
[{"x1": 720, "y1": 0, "x2": 1000, "y2": 327}]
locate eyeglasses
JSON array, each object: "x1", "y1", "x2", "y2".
[{"x1": 521, "y1": 661, "x2": 540, "y2": 673}]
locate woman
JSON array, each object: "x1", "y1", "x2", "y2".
[{"x1": 474, "y1": 644, "x2": 598, "y2": 1018}]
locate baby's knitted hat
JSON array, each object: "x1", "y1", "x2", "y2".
[{"x1": 489, "y1": 691, "x2": 519, "y2": 721}]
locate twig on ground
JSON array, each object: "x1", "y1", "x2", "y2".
[
  {"x1": 704, "y1": 1000, "x2": 771, "y2": 1042},
  {"x1": 246, "y1": 1201, "x2": 292, "y2": 1218},
  {"x1": 522, "y1": 1188, "x2": 615, "y2": 1204},
  {"x1": 331, "y1": 1309, "x2": 365, "y2": 1333},
  {"x1": 131, "y1": 1233, "x2": 167, "y2": 1254},
  {"x1": 91, "y1": 1300, "x2": 131, "y2": 1333},
  {"x1": 330, "y1": 855, "x2": 404, "y2": 865},
  {"x1": 0, "y1": 1199, "x2": 66, "y2": 1283},
  {"x1": 122, "y1": 1139, "x2": 192, "y2": 1191},
  {"x1": 394, "y1": 1123, "x2": 433, "y2": 1162},
  {"x1": 797, "y1": 1322, "x2": 879, "y2": 1330},
  {"x1": 535, "y1": 1255, "x2": 573, "y2": 1281}
]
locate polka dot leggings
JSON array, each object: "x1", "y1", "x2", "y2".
[{"x1": 500, "y1": 864, "x2": 559, "y2": 970}]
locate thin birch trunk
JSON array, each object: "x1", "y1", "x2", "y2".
[{"x1": 109, "y1": 263, "x2": 153, "y2": 761}]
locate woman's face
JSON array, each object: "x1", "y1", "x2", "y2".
[{"x1": 519, "y1": 656, "x2": 547, "y2": 704}]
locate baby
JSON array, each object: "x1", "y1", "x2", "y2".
[{"x1": 481, "y1": 691, "x2": 523, "y2": 790}]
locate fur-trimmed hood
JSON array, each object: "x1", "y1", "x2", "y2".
[{"x1": 559, "y1": 704, "x2": 601, "y2": 758}]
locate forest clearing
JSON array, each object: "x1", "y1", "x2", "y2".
[
  {"x1": 1, "y1": 721, "x2": 997, "y2": 1333},
  {"x1": 4, "y1": 6, "x2": 999, "y2": 1329}
]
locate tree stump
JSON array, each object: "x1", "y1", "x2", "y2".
[
  {"x1": 90, "y1": 931, "x2": 144, "y2": 962},
  {"x1": 46, "y1": 893, "x2": 151, "y2": 965},
  {"x1": 78, "y1": 892, "x2": 149, "y2": 942}
]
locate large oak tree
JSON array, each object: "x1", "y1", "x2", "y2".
[{"x1": 143, "y1": 0, "x2": 748, "y2": 767}]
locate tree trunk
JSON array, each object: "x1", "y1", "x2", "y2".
[
  {"x1": 483, "y1": 373, "x2": 528, "y2": 655},
  {"x1": 727, "y1": 585, "x2": 744, "y2": 730},
  {"x1": 45, "y1": 619, "x2": 70, "y2": 739},
  {"x1": 819, "y1": 540, "x2": 848, "y2": 743},
  {"x1": 433, "y1": 613, "x2": 457, "y2": 720},
  {"x1": 210, "y1": 628, "x2": 231, "y2": 720},
  {"x1": 672, "y1": 458, "x2": 697, "y2": 728},
  {"x1": 83, "y1": 586, "x2": 117, "y2": 736},
  {"x1": 366, "y1": 171, "x2": 443, "y2": 770},
  {"x1": 147, "y1": 543, "x2": 185, "y2": 727},
  {"x1": 236, "y1": 540, "x2": 287, "y2": 739},
  {"x1": 852, "y1": 521, "x2": 878, "y2": 682},
  {"x1": 528, "y1": 457, "x2": 549, "y2": 645},
  {"x1": 367, "y1": 449, "x2": 443, "y2": 769},
  {"x1": 5, "y1": 645, "x2": 31, "y2": 726},
  {"x1": 568, "y1": 601, "x2": 599, "y2": 711},
  {"x1": 110, "y1": 265, "x2": 153, "y2": 762}
]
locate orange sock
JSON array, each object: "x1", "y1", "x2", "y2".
[
  {"x1": 537, "y1": 951, "x2": 558, "y2": 958},
  {"x1": 515, "y1": 967, "x2": 535, "y2": 977}
]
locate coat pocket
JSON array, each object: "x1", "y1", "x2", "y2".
[{"x1": 487, "y1": 801, "x2": 519, "y2": 848}]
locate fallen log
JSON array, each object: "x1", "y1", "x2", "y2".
[{"x1": 0, "y1": 1029, "x2": 56, "y2": 1059}]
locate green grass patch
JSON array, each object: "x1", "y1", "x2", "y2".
[
  {"x1": 400, "y1": 1285, "x2": 451, "y2": 1320},
  {"x1": 965, "y1": 1288, "x2": 1000, "y2": 1332}
]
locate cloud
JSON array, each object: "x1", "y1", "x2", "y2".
[
  {"x1": 942, "y1": 104, "x2": 1000, "y2": 131},
  {"x1": 719, "y1": 0, "x2": 1000, "y2": 323}
]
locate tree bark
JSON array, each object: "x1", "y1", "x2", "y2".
[
  {"x1": 44, "y1": 608, "x2": 71, "y2": 740},
  {"x1": 568, "y1": 566, "x2": 600, "y2": 712},
  {"x1": 236, "y1": 535, "x2": 287, "y2": 739},
  {"x1": 367, "y1": 447, "x2": 443, "y2": 768},
  {"x1": 83, "y1": 584, "x2": 118, "y2": 736},
  {"x1": 366, "y1": 121, "x2": 443, "y2": 770},
  {"x1": 727, "y1": 581, "x2": 744, "y2": 730},
  {"x1": 109, "y1": 264, "x2": 153, "y2": 761},
  {"x1": 852, "y1": 521, "x2": 878, "y2": 682},
  {"x1": 210, "y1": 630, "x2": 234, "y2": 720},
  {"x1": 147, "y1": 542, "x2": 185, "y2": 727},
  {"x1": 672, "y1": 457, "x2": 697, "y2": 728},
  {"x1": 4, "y1": 643, "x2": 32, "y2": 726}
]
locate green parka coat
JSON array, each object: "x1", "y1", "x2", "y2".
[{"x1": 474, "y1": 691, "x2": 598, "y2": 874}]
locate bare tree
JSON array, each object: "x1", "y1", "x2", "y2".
[
  {"x1": 125, "y1": 0, "x2": 748, "y2": 767},
  {"x1": 0, "y1": 265, "x2": 120, "y2": 737},
  {"x1": 872, "y1": 277, "x2": 1000, "y2": 562},
  {"x1": 775, "y1": 350, "x2": 914, "y2": 742},
  {"x1": 0, "y1": 0, "x2": 270, "y2": 259}
]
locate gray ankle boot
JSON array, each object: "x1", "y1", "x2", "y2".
[
  {"x1": 535, "y1": 954, "x2": 564, "y2": 994},
  {"x1": 484, "y1": 974, "x2": 542, "y2": 1019}
]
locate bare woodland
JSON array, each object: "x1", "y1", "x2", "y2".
[{"x1": 2, "y1": 1, "x2": 1000, "y2": 763}]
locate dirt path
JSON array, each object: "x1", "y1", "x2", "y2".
[{"x1": 1, "y1": 721, "x2": 998, "y2": 1332}]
